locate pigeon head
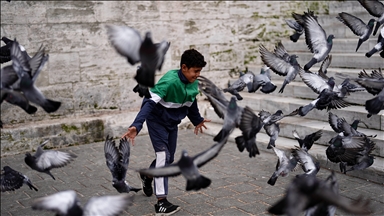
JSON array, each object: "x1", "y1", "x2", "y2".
[
  {"x1": 144, "y1": 32, "x2": 153, "y2": 41},
  {"x1": 228, "y1": 96, "x2": 238, "y2": 110},
  {"x1": 368, "y1": 19, "x2": 375, "y2": 27},
  {"x1": 327, "y1": 35, "x2": 335, "y2": 43}
]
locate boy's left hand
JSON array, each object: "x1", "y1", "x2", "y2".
[{"x1": 194, "y1": 119, "x2": 211, "y2": 135}]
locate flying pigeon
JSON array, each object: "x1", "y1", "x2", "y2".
[
  {"x1": 24, "y1": 140, "x2": 77, "y2": 180},
  {"x1": 343, "y1": 135, "x2": 376, "y2": 174},
  {"x1": 285, "y1": 10, "x2": 317, "y2": 42},
  {"x1": 252, "y1": 66, "x2": 277, "y2": 94},
  {"x1": 328, "y1": 112, "x2": 372, "y2": 138},
  {"x1": 223, "y1": 70, "x2": 254, "y2": 100},
  {"x1": 106, "y1": 25, "x2": 171, "y2": 87},
  {"x1": 268, "y1": 174, "x2": 372, "y2": 216},
  {"x1": 336, "y1": 12, "x2": 375, "y2": 52},
  {"x1": 31, "y1": 190, "x2": 133, "y2": 216},
  {"x1": 365, "y1": 88, "x2": 384, "y2": 117},
  {"x1": 302, "y1": 11, "x2": 334, "y2": 71},
  {"x1": 1, "y1": 88, "x2": 37, "y2": 115},
  {"x1": 267, "y1": 146, "x2": 297, "y2": 186},
  {"x1": 138, "y1": 138, "x2": 228, "y2": 191},
  {"x1": 292, "y1": 129, "x2": 322, "y2": 151},
  {"x1": 10, "y1": 39, "x2": 61, "y2": 113},
  {"x1": 104, "y1": 136, "x2": 141, "y2": 193},
  {"x1": 1, "y1": 166, "x2": 38, "y2": 192},
  {"x1": 291, "y1": 146, "x2": 320, "y2": 177},
  {"x1": 259, "y1": 43, "x2": 300, "y2": 93},
  {"x1": 365, "y1": 26, "x2": 384, "y2": 58},
  {"x1": 358, "y1": 0, "x2": 384, "y2": 36}
]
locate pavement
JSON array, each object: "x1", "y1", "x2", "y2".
[{"x1": 1, "y1": 127, "x2": 384, "y2": 216}]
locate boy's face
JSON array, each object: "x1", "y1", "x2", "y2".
[{"x1": 181, "y1": 64, "x2": 202, "y2": 83}]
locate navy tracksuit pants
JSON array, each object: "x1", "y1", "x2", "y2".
[{"x1": 146, "y1": 118, "x2": 178, "y2": 198}]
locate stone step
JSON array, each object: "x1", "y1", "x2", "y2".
[
  {"x1": 202, "y1": 121, "x2": 384, "y2": 184},
  {"x1": 328, "y1": 1, "x2": 372, "y2": 15},
  {"x1": 204, "y1": 107, "x2": 384, "y2": 158},
  {"x1": 281, "y1": 38, "x2": 380, "y2": 54}
]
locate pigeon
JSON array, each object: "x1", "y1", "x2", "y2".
[
  {"x1": 106, "y1": 25, "x2": 171, "y2": 87},
  {"x1": 304, "y1": 171, "x2": 338, "y2": 216},
  {"x1": 268, "y1": 174, "x2": 372, "y2": 216},
  {"x1": 223, "y1": 70, "x2": 254, "y2": 100},
  {"x1": 365, "y1": 88, "x2": 384, "y2": 117},
  {"x1": 292, "y1": 129, "x2": 322, "y2": 151},
  {"x1": 295, "y1": 69, "x2": 352, "y2": 116},
  {"x1": 358, "y1": 0, "x2": 384, "y2": 36},
  {"x1": 365, "y1": 26, "x2": 384, "y2": 58},
  {"x1": 1, "y1": 166, "x2": 38, "y2": 192},
  {"x1": 10, "y1": 39, "x2": 61, "y2": 113},
  {"x1": 213, "y1": 96, "x2": 242, "y2": 143},
  {"x1": 259, "y1": 43, "x2": 300, "y2": 93},
  {"x1": 318, "y1": 54, "x2": 332, "y2": 75},
  {"x1": 291, "y1": 146, "x2": 320, "y2": 177},
  {"x1": 267, "y1": 146, "x2": 297, "y2": 186},
  {"x1": 1, "y1": 88, "x2": 37, "y2": 115},
  {"x1": 302, "y1": 11, "x2": 334, "y2": 71},
  {"x1": 285, "y1": 10, "x2": 318, "y2": 43},
  {"x1": 138, "y1": 138, "x2": 228, "y2": 191},
  {"x1": 328, "y1": 112, "x2": 371, "y2": 137},
  {"x1": 132, "y1": 66, "x2": 151, "y2": 98},
  {"x1": 0, "y1": 37, "x2": 16, "y2": 64},
  {"x1": 252, "y1": 66, "x2": 277, "y2": 94},
  {"x1": 336, "y1": 12, "x2": 375, "y2": 52},
  {"x1": 31, "y1": 190, "x2": 133, "y2": 216},
  {"x1": 344, "y1": 136, "x2": 376, "y2": 173},
  {"x1": 24, "y1": 140, "x2": 77, "y2": 180},
  {"x1": 104, "y1": 136, "x2": 141, "y2": 193}
]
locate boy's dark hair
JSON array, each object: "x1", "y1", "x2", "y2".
[{"x1": 180, "y1": 49, "x2": 207, "y2": 68}]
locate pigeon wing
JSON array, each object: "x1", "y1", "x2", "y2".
[
  {"x1": 1, "y1": 168, "x2": 24, "y2": 192},
  {"x1": 259, "y1": 44, "x2": 293, "y2": 76},
  {"x1": 285, "y1": 19, "x2": 303, "y2": 32},
  {"x1": 299, "y1": 69, "x2": 329, "y2": 94},
  {"x1": 193, "y1": 139, "x2": 227, "y2": 168},
  {"x1": 358, "y1": 0, "x2": 384, "y2": 17},
  {"x1": 104, "y1": 136, "x2": 120, "y2": 179},
  {"x1": 328, "y1": 112, "x2": 345, "y2": 133},
  {"x1": 10, "y1": 39, "x2": 31, "y2": 76},
  {"x1": 36, "y1": 150, "x2": 77, "y2": 170},
  {"x1": 1, "y1": 66, "x2": 19, "y2": 88},
  {"x1": 303, "y1": 12, "x2": 328, "y2": 54},
  {"x1": 337, "y1": 12, "x2": 369, "y2": 36},
  {"x1": 83, "y1": 194, "x2": 133, "y2": 216},
  {"x1": 138, "y1": 164, "x2": 181, "y2": 178},
  {"x1": 239, "y1": 106, "x2": 263, "y2": 139},
  {"x1": 31, "y1": 190, "x2": 79, "y2": 215},
  {"x1": 155, "y1": 41, "x2": 171, "y2": 71},
  {"x1": 106, "y1": 25, "x2": 142, "y2": 65},
  {"x1": 119, "y1": 137, "x2": 131, "y2": 170}
]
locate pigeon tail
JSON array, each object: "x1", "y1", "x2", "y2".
[
  {"x1": 235, "y1": 93, "x2": 243, "y2": 100},
  {"x1": 128, "y1": 186, "x2": 142, "y2": 193},
  {"x1": 235, "y1": 136, "x2": 246, "y2": 152},
  {"x1": 26, "y1": 181, "x2": 38, "y2": 191},
  {"x1": 133, "y1": 84, "x2": 151, "y2": 98},
  {"x1": 278, "y1": 80, "x2": 288, "y2": 93},
  {"x1": 25, "y1": 105, "x2": 38, "y2": 114},
  {"x1": 365, "y1": 96, "x2": 384, "y2": 116},
  {"x1": 42, "y1": 99, "x2": 61, "y2": 113},
  {"x1": 298, "y1": 103, "x2": 315, "y2": 116},
  {"x1": 365, "y1": 48, "x2": 377, "y2": 58},
  {"x1": 304, "y1": 58, "x2": 318, "y2": 71},
  {"x1": 355, "y1": 39, "x2": 364, "y2": 52},
  {"x1": 45, "y1": 170, "x2": 56, "y2": 180},
  {"x1": 246, "y1": 139, "x2": 260, "y2": 158},
  {"x1": 267, "y1": 174, "x2": 278, "y2": 186},
  {"x1": 267, "y1": 139, "x2": 275, "y2": 149},
  {"x1": 290, "y1": 32, "x2": 301, "y2": 43},
  {"x1": 261, "y1": 82, "x2": 277, "y2": 94},
  {"x1": 186, "y1": 175, "x2": 211, "y2": 191},
  {"x1": 134, "y1": 70, "x2": 155, "y2": 88}
]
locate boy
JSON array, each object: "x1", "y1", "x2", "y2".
[{"x1": 122, "y1": 49, "x2": 211, "y2": 215}]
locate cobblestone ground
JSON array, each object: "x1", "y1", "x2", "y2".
[{"x1": 1, "y1": 128, "x2": 383, "y2": 216}]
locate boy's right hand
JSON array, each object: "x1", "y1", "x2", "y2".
[{"x1": 122, "y1": 126, "x2": 137, "y2": 146}]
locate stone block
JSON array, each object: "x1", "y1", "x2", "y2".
[
  {"x1": 48, "y1": 52, "x2": 80, "y2": 84},
  {"x1": 46, "y1": 1, "x2": 97, "y2": 24},
  {"x1": 0, "y1": 1, "x2": 47, "y2": 24}
]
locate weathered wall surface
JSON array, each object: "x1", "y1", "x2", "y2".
[{"x1": 0, "y1": 1, "x2": 332, "y2": 126}]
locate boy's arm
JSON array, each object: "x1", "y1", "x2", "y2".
[
  {"x1": 187, "y1": 99, "x2": 204, "y2": 126},
  {"x1": 129, "y1": 97, "x2": 157, "y2": 134}
]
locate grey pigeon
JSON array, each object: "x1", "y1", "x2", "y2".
[
  {"x1": 24, "y1": 140, "x2": 77, "y2": 180},
  {"x1": 138, "y1": 138, "x2": 228, "y2": 191},
  {"x1": 344, "y1": 136, "x2": 376, "y2": 173},
  {"x1": 1, "y1": 88, "x2": 37, "y2": 115},
  {"x1": 1, "y1": 166, "x2": 38, "y2": 192},
  {"x1": 32, "y1": 190, "x2": 133, "y2": 216},
  {"x1": 104, "y1": 136, "x2": 141, "y2": 193},
  {"x1": 267, "y1": 146, "x2": 297, "y2": 186},
  {"x1": 268, "y1": 174, "x2": 372, "y2": 216},
  {"x1": 223, "y1": 70, "x2": 254, "y2": 100},
  {"x1": 132, "y1": 66, "x2": 151, "y2": 98},
  {"x1": 291, "y1": 146, "x2": 320, "y2": 177},
  {"x1": 252, "y1": 66, "x2": 277, "y2": 94},
  {"x1": 286, "y1": 10, "x2": 318, "y2": 43},
  {"x1": 106, "y1": 25, "x2": 171, "y2": 87},
  {"x1": 259, "y1": 43, "x2": 300, "y2": 93},
  {"x1": 337, "y1": 12, "x2": 375, "y2": 52},
  {"x1": 10, "y1": 40, "x2": 61, "y2": 113},
  {"x1": 328, "y1": 112, "x2": 371, "y2": 137},
  {"x1": 366, "y1": 26, "x2": 384, "y2": 57},
  {"x1": 318, "y1": 54, "x2": 332, "y2": 75},
  {"x1": 302, "y1": 11, "x2": 334, "y2": 71},
  {"x1": 292, "y1": 129, "x2": 322, "y2": 151},
  {"x1": 304, "y1": 171, "x2": 338, "y2": 216},
  {"x1": 365, "y1": 88, "x2": 384, "y2": 117},
  {"x1": 358, "y1": 0, "x2": 384, "y2": 36}
]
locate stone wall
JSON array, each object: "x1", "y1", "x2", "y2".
[{"x1": 0, "y1": 1, "x2": 331, "y2": 126}]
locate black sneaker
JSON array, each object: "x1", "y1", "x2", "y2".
[
  {"x1": 139, "y1": 173, "x2": 153, "y2": 197},
  {"x1": 155, "y1": 198, "x2": 181, "y2": 216}
]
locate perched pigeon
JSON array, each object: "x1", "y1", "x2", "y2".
[
  {"x1": 358, "y1": 0, "x2": 384, "y2": 36},
  {"x1": 138, "y1": 138, "x2": 228, "y2": 191},
  {"x1": 304, "y1": 171, "x2": 338, "y2": 216},
  {"x1": 259, "y1": 43, "x2": 300, "y2": 93},
  {"x1": 10, "y1": 39, "x2": 61, "y2": 113},
  {"x1": 292, "y1": 129, "x2": 322, "y2": 151},
  {"x1": 337, "y1": 12, "x2": 375, "y2": 52},
  {"x1": 267, "y1": 146, "x2": 297, "y2": 186},
  {"x1": 302, "y1": 11, "x2": 334, "y2": 71},
  {"x1": 223, "y1": 70, "x2": 254, "y2": 100},
  {"x1": 365, "y1": 26, "x2": 384, "y2": 58},
  {"x1": 318, "y1": 54, "x2": 332, "y2": 75},
  {"x1": 24, "y1": 140, "x2": 77, "y2": 180},
  {"x1": 1, "y1": 166, "x2": 38, "y2": 192},
  {"x1": 31, "y1": 190, "x2": 133, "y2": 216},
  {"x1": 104, "y1": 136, "x2": 141, "y2": 193},
  {"x1": 291, "y1": 146, "x2": 320, "y2": 177},
  {"x1": 268, "y1": 174, "x2": 372, "y2": 216},
  {"x1": 106, "y1": 25, "x2": 171, "y2": 87}
]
